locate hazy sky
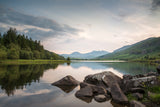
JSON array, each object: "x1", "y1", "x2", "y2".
[{"x1": 0, "y1": 0, "x2": 160, "y2": 54}]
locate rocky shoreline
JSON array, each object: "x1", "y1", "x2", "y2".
[{"x1": 52, "y1": 65, "x2": 160, "y2": 107}]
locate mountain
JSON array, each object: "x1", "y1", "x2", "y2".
[
  {"x1": 61, "y1": 50, "x2": 109, "y2": 59},
  {"x1": 113, "y1": 45, "x2": 131, "y2": 53},
  {"x1": 98, "y1": 37, "x2": 160, "y2": 60}
]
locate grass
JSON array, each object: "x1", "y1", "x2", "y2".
[
  {"x1": 0, "y1": 59, "x2": 70, "y2": 65},
  {"x1": 150, "y1": 94, "x2": 160, "y2": 102},
  {"x1": 148, "y1": 86, "x2": 160, "y2": 93},
  {"x1": 127, "y1": 93, "x2": 137, "y2": 101}
]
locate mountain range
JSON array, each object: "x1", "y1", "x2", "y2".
[
  {"x1": 61, "y1": 50, "x2": 109, "y2": 59},
  {"x1": 97, "y1": 37, "x2": 160, "y2": 60}
]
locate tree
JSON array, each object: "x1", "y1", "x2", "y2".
[
  {"x1": 7, "y1": 49, "x2": 19, "y2": 59},
  {"x1": 33, "y1": 50, "x2": 40, "y2": 59},
  {"x1": 67, "y1": 57, "x2": 70, "y2": 61},
  {"x1": 0, "y1": 48, "x2": 7, "y2": 60}
]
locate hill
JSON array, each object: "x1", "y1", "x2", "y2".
[
  {"x1": 0, "y1": 28, "x2": 65, "y2": 60},
  {"x1": 62, "y1": 50, "x2": 109, "y2": 59},
  {"x1": 98, "y1": 37, "x2": 160, "y2": 60}
]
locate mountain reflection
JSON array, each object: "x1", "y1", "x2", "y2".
[
  {"x1": 0, "y1": 64, "x2": 59, "y2": 96},
  {"x1": 70, "y1": 62, "x2": 156, "y2": 75}
]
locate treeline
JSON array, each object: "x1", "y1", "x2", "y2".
[{"x1": 0, "y1": 28, "x2": 65, "y2": 60}]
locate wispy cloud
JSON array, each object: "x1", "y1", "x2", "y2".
[{"x1": 0, "y1": 7, "x2": 82, "y2": 40}]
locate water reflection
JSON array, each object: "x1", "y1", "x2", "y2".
[
  {"x1": 0, "y1": 61, "x2": 157, "y2": 107},
  {"x1": 70, "y1": 62, "x2": 156, "y2": 75},
  {"x1": 53, "y1": 85, "x2": 77, "y2": 93},
  {"x1": 0, "y1": 64, "x2": 59, "y2": 96}
]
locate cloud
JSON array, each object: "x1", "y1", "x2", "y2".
[
  {"x1": 0, "y1": 7, "x2": 81, "y2": 39},
  {"x1": 152, "y1": 0, "x2": 160, "y2": 10}
]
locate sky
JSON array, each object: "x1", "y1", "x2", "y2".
[{"x1": 0, "y1": 0, "x2": 160, "y2": 54}]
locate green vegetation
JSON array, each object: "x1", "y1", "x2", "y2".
[
  {"x1": 127, "y1": 93, "x2": 137, "y2": 101},
  {"x1": 0, "y1": 59, "x2": 68, "y2": 65},
  {"x1": 149, "y1": 93, "x2": 160, "y2": 102},
  {"x1": 147, "y1": 85, "x2": 160, "y2": 103},
  {"x1": 0, "y1": 28, "x2": 65, "y2": 60},
  {"x1": 97, "y1": 37, "x2": 160, "y2": 62}
]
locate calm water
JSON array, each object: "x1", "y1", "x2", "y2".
[{"x1": 0, "y1": 61, "x2": 157, "y2": 107}]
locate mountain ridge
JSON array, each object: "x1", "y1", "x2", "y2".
[
  {"x1": 61, "y1": 50, "x2": 109, "y2": 59},
  {"x1": 97, "y1": 37, "x2": 160, "y2": 60}
]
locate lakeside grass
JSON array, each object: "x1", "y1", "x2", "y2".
[{"x1": 0, "y1": 59, "x2": 70, "y2": 65}]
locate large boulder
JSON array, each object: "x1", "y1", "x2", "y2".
[
  {"x1": 84, "y1": 71, "x2": 122, "y2": 88},
  {"x1": 130, "y1": 100, "x2": 146, "y2": 107},
  {"x1": 102, "y1": 73, "x2": 128, "y2": 104},
  {"x1": 52, "y1": 75, "x2": 79, "y2": 86}
]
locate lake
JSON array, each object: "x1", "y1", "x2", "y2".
[{"x1": 0, "y1": 61, "x2": 157, "y2": 107}]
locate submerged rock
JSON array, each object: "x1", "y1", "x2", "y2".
[{"x1": 52, "y1": 75, "x2": 79, "y2": 86}]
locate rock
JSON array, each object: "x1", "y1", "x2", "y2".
[
  {"x1": 123, "y1": 76, "x2": 157, "y2": 93},
  {"x1": 75, "y1": 96, "x2": 92, "y2": 103},
  {"x1": 147, "y1": 72, "x2": 158, "y2": 76},
  {"x1": 130, "y1": 100, "x2": 146, "y2": 107},
  {"x1": 94, "y1": 95, "x2": 107, "y2": 102},
  {"x1": 123, "y1": 75, "x2": 133, "y2": 80},
  {"x1": 80, "y1": 82, "x2": 107, "y2": 95},
  {"x1": 52, "y1": 75, "x2": 79, "y2": 86},
  {"x1": 102, "y1": 74, "x2": 128, "y2": 104},
  {"x1": 132, "y1": 93, "x2": 143, "y2": 100},
  {"x1": 75, "y1": 82, "x2": 107, "y2": 98},
  {"x1": 129, "y1": 88, "x2": 145, "y2": 94},
  {"x1": 156, "y1": 65, "x2": 160, "y2": 74},
  {"x1": 84, "y1": 71, "x2": 122, "y2": 88},
  {"x1": 75, "y1": 86, "x2": 93, "y2": 97},
  {"x1": 105, "y1": 94, "x2": 112, "y2": 101}
]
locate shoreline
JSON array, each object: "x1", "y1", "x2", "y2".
[{"x1": 0, "y1": 59, "x2": 70, "y2": 65}]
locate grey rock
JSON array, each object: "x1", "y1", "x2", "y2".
[
  {"x1": 75, "y1": 86, "x2": 93, "y2": 97},
  {"x1": 76, "y1": 82, "x2": 107, "y2": 97},
  {"x1": 52, "y1": 75, "x2": 79, "y2": 86},
  {"x1": 129, "y1": 88, "x2": 145, "y2": 94},
  {"x1": 123, "y1": 75, "x2": 133, "y2": 80},
  {"x1": 94, "y1": 95, "x2": 107, "y2": 102},
  {"x1": 132, "y1": 93, "x2": 143, "y2": 100},
  {"x1": 123, "y1": 76, "x2": 157, "y2": 93},
  {"x1": 102, "y1": 73, "x2": 128, "y2": 104},
  {"x1": 147, "y1": 72, "x2": 158, "y2": 76},
  {"x1": 84, "y1": 71, "x2": 122, "y2": 88},
  {"x1": 130, "y1": 100, "x2": 146, "y2": 107}
]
